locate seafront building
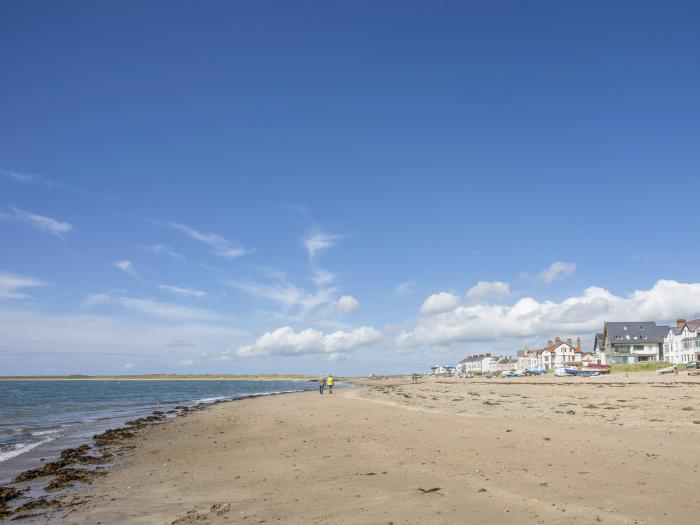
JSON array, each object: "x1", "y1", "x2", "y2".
[
  {"x1": 455, "y1": 354, "x2": 515, "y2": 374},
  {"x1": 598, "y1": 322, "x2": 668, "y2": 364},
  {"x1": 664, "y1": 319, "x2": 700, "y2": 364},
  {"x1": 516, "y1": 337, "x2": 583, "y2": 371}
]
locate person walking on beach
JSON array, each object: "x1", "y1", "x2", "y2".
[
  {"x1": 327, "y1": 374, "x2": 334, "y2": 394},
  {"x1": 319, "y1": 375, "x2": 326, "y2": 395}
]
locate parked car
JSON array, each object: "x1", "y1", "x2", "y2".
[{"x1": 684, "y1": 361, "x2": 698, "y2": 369}]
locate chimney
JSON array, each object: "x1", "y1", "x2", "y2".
[
  {"x1": 547, "y1": 340, "x2": 554, "y2": 351},
  {"x1": 555, "y1": 336, "x2": 562, "y2": 344},
  {"x1": 566, "y1": 337, "x2": 573, "y2": 347},
  {"x1": 677, "y1": 319, "x2": 686, "y2": 328},
  {"x1": 577, "y1": 337, "x2": 581, "y2": 353}
]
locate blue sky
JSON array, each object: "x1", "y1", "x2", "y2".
[{"x1": 1, "y1": 1, "x2": 699, "y2": 375}]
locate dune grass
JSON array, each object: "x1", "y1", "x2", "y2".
[{"x1": 609, "y1": 362, "x2": 673, "y2": 374}]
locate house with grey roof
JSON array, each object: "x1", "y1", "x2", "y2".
[{"x1": 600, "y1": 322, "x2": 669, "y2": 364}]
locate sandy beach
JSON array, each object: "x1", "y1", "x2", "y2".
[{"x1": 9, "y1": 373, "x2": 700, "y2": 524}]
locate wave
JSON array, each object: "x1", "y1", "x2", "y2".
[{"x1": 0, "y1": 437, "x2": 53, "y2": 463}]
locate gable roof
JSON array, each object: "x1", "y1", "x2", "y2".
[
  {"x1": 685, "y1": 318, "x2": 700, "y2": 331},
  {"x1": 604, "y1": 322, "x2": 669, "y2": 344}
]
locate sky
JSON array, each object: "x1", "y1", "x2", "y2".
[{"x1": 1, "y1": 1, "x2": 699, "y2": 375}]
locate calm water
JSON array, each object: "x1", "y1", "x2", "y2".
[{"x1": 0, "y1": 379, "x2": 316, "y2": 482}]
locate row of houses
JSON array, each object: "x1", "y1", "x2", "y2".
[{"x1": 430, "y1": 317, "x2": 700, "y2": 375}]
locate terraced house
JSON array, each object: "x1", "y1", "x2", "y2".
[{"x1": 600, "y1": 322, "x2": 669, "y2": 364}]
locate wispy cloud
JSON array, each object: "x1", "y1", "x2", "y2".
[
  {"x1": 145, "y1": 244, "x2": 184, "y2": 260},
  {"x1": 0, "y1": 272, "x2": 46, "y2": 300},
  {"x1": 536, "y1": 261, "x2": 576, "y2": 283},
  {"x1": 2, "y1": 207, "x2": 73, "y2": 238},
  {"x1": 169, "y1": 222, "x2": 251, "y2": 259},
  {"x1": 311, "y1": 268, "x2": 336, "y2": 287},
  {"x1": 114, "y1": 260, "x2": 138, "y2": 277},
  {"x1": 158, "y1": 284, "x2": 206, "y2": 298},
  {"x1": 395, "y1": 281, "x2": 415, "y2": 296},
  {"x1": 226, "y1": 279, "x2": 336, "y2": 316},
  {"x1": 303, "y1": 231, "x2": 340, "y2": 260},
  {"x1": 0, "y1": 169, "x2": 44, "y2": 184},
  {"x1": 118, "y1": 297, "x2": 219, "y2": 320},
  {"x1": 0, "y1": 169, "x2": 73, "y2": 190}
]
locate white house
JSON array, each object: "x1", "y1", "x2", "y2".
[
  {"x1": 536, "y1": 337, "x2": 583, "y2": 370},
  {"x1": 456, "y1": 354, "x2": 498, "y2": 374},
  {"x1": 492, "y1": 357, "x2": 518, "y2": 372},
  {"x1": 664, "y1": 319, "x2": 700, "y2": 364},
  {"x1": 430, "y1": 365, "x2": 456, "y2": 376},
  {"x1": 517, "y1": 348, "x2": 540, "y2": 371}
]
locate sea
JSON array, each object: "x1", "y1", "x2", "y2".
[{"x1": 0, "y1": 379, "x2": 318, "y2": 483}]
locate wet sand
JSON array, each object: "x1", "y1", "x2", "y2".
[{"x1": 38, "y1": 373, "x2": 700, "y2": 524}]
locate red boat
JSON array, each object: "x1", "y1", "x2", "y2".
[{"x1": 582, "y1": 363, "x2": 611, "y2": 374}]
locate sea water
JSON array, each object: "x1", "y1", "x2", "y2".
[{"x1": 0, "y1": 379, "x2": 316, "y2": 483}]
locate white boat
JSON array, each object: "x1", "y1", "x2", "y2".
[
  {"x1": 554, "y1": 366, "x2": 579, "y2": 377},
  {"x1": 657, "y1": 365, "x2": 676, "y2": 375}
]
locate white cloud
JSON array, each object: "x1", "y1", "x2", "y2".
[
  {"x1": 146, "y1": 244, "x2": 184, "y2": 260},
  {"x1": 303, "y1": 231, "x2": 340, "y2": 260},
  {"x1": 420, "y1": 292, "x2": 460, "y2": 314},
  {"x1": 465, "y1": 281, "x2": 510, "y2": 301},
  {"x1": 114, "y1": 260, "x2": 137, "y2": 277},
  {"x1": 311, "y1": 268, "x2": 336, "y2": 287},
  {"x1": 158, "y1": 284, "x2": 206, "y2": 298},
  {"x1": 396, "y1": 281, "x2": 415, "y2": 295},
  {"x1": 169, "y1": 222, "x2": 251, "y2": 258},
  {"x1": 0, "y1": 169, "x2": 42, "y2": 184},
  {"x1": 537, "y1": 261, "x2": 576, "y2": 283},
  {"x1": 397, "y1": 279, "x2": 700, "y2": 349},
  {"x1": 0, "y1": 272, "x2": 46, "y2": 300},
  {"x1": 82, "y1": 293, "x2": 111, "y2": 306},
  {"x1": 83, "y1": 292, "x2": 220, "y2": 321},
  {"x1": 118, "y1": 297, "x2": 219, "y2": 321},
  {"x1": 2, "y1": 207, "x2": 73, "y2": 238},
  {"x1": 336, "y1": 295, "x2": 359, "y2": 314},
  {"x1": 237, "y1": 325, "x2": 383, "y2": 357},
  {"x1": 227, "y1": 279, "x2": 336, "y2": 316}
]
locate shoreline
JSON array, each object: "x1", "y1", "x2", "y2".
[{"x1": 0, "y1": 388, "x2": 311, "y2": 522}]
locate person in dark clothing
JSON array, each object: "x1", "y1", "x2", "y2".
[{"x1": 319, "y1": 375, "x2": 326, "y2": 395}]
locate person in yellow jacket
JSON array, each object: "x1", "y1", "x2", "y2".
[{"x1": 326, "y1": 374, "x2": 334, "y2": 394}]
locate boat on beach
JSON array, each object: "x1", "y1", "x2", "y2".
[
  {"x1": 582, "y1": 363, "x2": 611, "y2": 374},
  {"x1": 554, "y1": 367, "x2": 600, "y2": 377}
]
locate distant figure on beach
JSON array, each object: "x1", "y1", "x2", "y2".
[
  {"x1": 319, "y1": 375, "x2": 326, "y2": 395},
  {"x1": 327, "y1": 375, "x2": 334, "y2": 394}
]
